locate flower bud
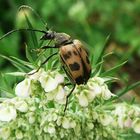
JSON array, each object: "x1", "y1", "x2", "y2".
[
  {"x1": 15, "y1": 100, "x2": 28, "y2": 112},
  {"x1": 15, "y1": 130, "x2": 23, "y2": 139},
  {"x1": 0, "y1": 127, "x2": 10, "y2": 139}
]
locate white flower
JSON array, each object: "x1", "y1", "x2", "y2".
[
  {"x1": 0, "y1": 127, "x2": 10, "y2": 139},
  {"x1": 15, "y1": 130, "x2": 23, "y2": 139},
  {"x1": 15, "y1": 78, "x2": 32, "y2": 98},
  {"x1": 132, "y1": 118, "x2": 140, "y2": 134},
  {"x1": 88, "y1": 82, "x2": 102, "y2": 96},
  {"x1": 40, "y1": 75, "x2": 57, "y2": 92},
  {"x1": 124, "y1": 117, "x2": 132, "y2": 128},
  {"x1": 113, "y1": 104, "x2": 127, "y2": 116},
  {"x1": 15, "y1": 100, "x2": 28, "y2": 112},
  {"x1": 55, "y1": 86, "x2": 66, "y2": 104},
  {"x1": 99, "y1": 114, "x2": 113, "y2": 126},
  {"x1": 28, "y1": 68, "x2": 44, "y2": 80},
  {"x1": 55, "y1": 73, "x2": 64, "y2": 84},
  {"x1": 48, "y1": 124, "x2": 56, "y2": 134},
  {"x1": 77, "y1": 92, "x2": 88, "y2": 107},
  {"x1": 86, "y1": 90, "x2": 96, "y2": 102},
  {"x1": 0, "y1": 104, "x2": 17, "y2": 122},
  {"x1": 87, "y1": 123, "x2": 94, "y2": 129},
  {"x1": 62, "y1": 117, "x2": 71, "y2": 129},
  {"x1": 70, "y1": 120, "x2": 76, "y2": 128},
  {"x1": 29, "y1": 116, "x2": 35, "y2": 124},
  {"x1": 102, "y1": 86, "x2": 113, "y2": 100},
  {"x1": 28, "y1": 112, "x2": 35, "y2": 124},
  {"x1": 57, "y1": 116, "x2": 63, "y2": 126},
  {"x1": 46, "y1": 85, "x2": 66, "y2": 104},
  {"x1": 39, "y1": 71, "x2": 64, "y2": 92},
  {"x1": 93, "y1": 77, "x2": 105, "y2": 85},
  {"x1": 117, "y1": 116, "x2": 125, "y2": 128}
]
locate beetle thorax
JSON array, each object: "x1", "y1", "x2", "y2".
[{"x1": 54, "y1": 33, "x2": 72, "y2": 46}]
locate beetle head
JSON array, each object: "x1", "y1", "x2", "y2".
[{"x1": 40, "y1": 30, "x2": 55, "y2": 40}]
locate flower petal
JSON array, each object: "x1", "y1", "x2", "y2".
[
  {"x1": 102, "y1": 87, "x2": 113, "y2": 100},
  {"x1": 77, "y1": 93, "x2": 88, "y2": 107},
  {"x1": 29, "y1": 69, "x2": 44, "y2": 80},
  {"x1": 15, "y1": 79, "x2": 31, "y2": 98},
  {"x1": 55, "y1": 86, "x2": 65, "y2": 100},
  {"x1": 15, "y1": 100, "x2": 28, "y2": 112},
  {"x1": 0, "y1": 104, "x2": 17, "y2": 122},
  {"x1": 39, "y1": 76, "x2": 58, "y2": 92},
  {"x1": 62, "y1": 118, "x2": 70, "y2": 129},
  {"x1": 55, "y1": 74, "x2": 64, "y2": 84},
  {"x1": 132, "y1": 118, "x2": 140, "y2": 134},
  {"x1": 100, "y1": 114, "x2": 113, "y2": 126}
]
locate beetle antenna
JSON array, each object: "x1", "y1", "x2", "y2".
[
  {"x1": 0, "y1": 29, "x2": 47, "y2": 41},
  {"x1": 18, "y1": 5, "x2": 49, "y2": 30}
]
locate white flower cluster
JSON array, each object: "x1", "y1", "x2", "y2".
[
  {"x1": 112, "y1": 103, "x2": 140, "y2": 134},
  {"x1": 0, "y1": 69, "x2": 140, "y2": 140},
  {"x1": 75, "y1": 77, "x2": 114, "y2": 107},
  {"x1": 15, "y1": 69, "x2": 66, "y2": 104}
]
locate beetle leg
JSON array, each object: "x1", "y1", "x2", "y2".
[
  {"x1": 32, "y1": 45, "x2": 57, "y2": 53},
  {"x1": 64, "y1": 84, "x2": 76, "y2": 112},
  {"x1": 28, "y1": 52, "x2": 58, "y2": 75},
  {"x1": 40, "y1": 45, "x2": 57, "y2": 49}
]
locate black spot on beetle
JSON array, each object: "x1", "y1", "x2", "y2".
[
  {"x1": 69, "y1": 62, "x2": 80, "y2": 71},
  {"x1": 63, "y1": 54, "x2": 70, "y2": 60},
  {"x1": 86, "y1": 56, "x2": 90, "y2": 64},
  {"x1": 68, "y1": 51, "x2": 72, "y2": 56},
  {"x1": 75, "y1": 76, "x2": 84, "y2": 85},
  {"x1": 79, "y1": 47, "x2": 82, "y2": 52},
  {"x1": 73, "y1": 51, "x2": 78, "y2": 55},
  {"x1": 63, "y1": 51, "x2": 72, "y2": 60}
]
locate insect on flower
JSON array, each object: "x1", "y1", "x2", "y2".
[{"x1": 0, "y1": 5, "x2": 91, "y2": 112}]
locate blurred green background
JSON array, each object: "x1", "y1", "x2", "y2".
[{"x1": 0, "y1": 0, "x2": 140, "y2": 100}]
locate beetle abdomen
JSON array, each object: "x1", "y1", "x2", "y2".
[
  {"x1": 60, "y1": 40, "x2": 91, "y2": 85},
  {"x1": 73, "y1": 39, "x2": 91, "y2": 84},
  {"x1": 60, "y1": 44, "x2": 85, "y2": 85}
]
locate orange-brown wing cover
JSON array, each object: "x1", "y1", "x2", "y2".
[
  {"x1": 73, "y1": 39, "x2": 91, "y2": 83},
  {"x1": 60, "y1": 44, "x2": 85, "y2": 85}
]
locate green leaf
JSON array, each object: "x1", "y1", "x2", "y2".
[
  {"x1": 91, "y1": 52, "x2": 113, "y2": 77},
  {"x1": 103, "y1": 77, "x2": 119, "y2": 84},
  {"x1": 94, "y1": 34, "x2": 111, "y2": 64},
  {"x1": 25, "y1": 44, "x2": 37, "y2": 65},
  {"x1": 24, "y1": 13, "x2": 38, "y2": 48},
  {"x1": 10, "y1": 56, "x2": 34, "y2": 69},
  {"x1": 23, "y1": 12, "x2": 39, "y2": 62},
  {"x1": 111, "y1": 81, "x2": 140, "y2": 100},
  {"x1": 101, "y1": 61, "x2": 127, "y2": 77},
  {"x1": 0, "y1": 73, "x2": 14, "y2": 97},
  {"x1": 0, "y1": 54, "x2": 30, "y2": 72},
  {"x1": 5, "y1": 72, "x2": 26, "y2": 77}
]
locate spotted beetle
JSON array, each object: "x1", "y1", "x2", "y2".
[
  {"x1": 0, "y1": 6, "x2": 91, "y2": 112},
  {"x1": 39, "y1": 31, "x2": 91, "y2": 111}
]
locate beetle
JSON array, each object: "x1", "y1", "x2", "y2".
[{"x1": 39, "y1": 31, "x2": 91, "y2": 112}]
